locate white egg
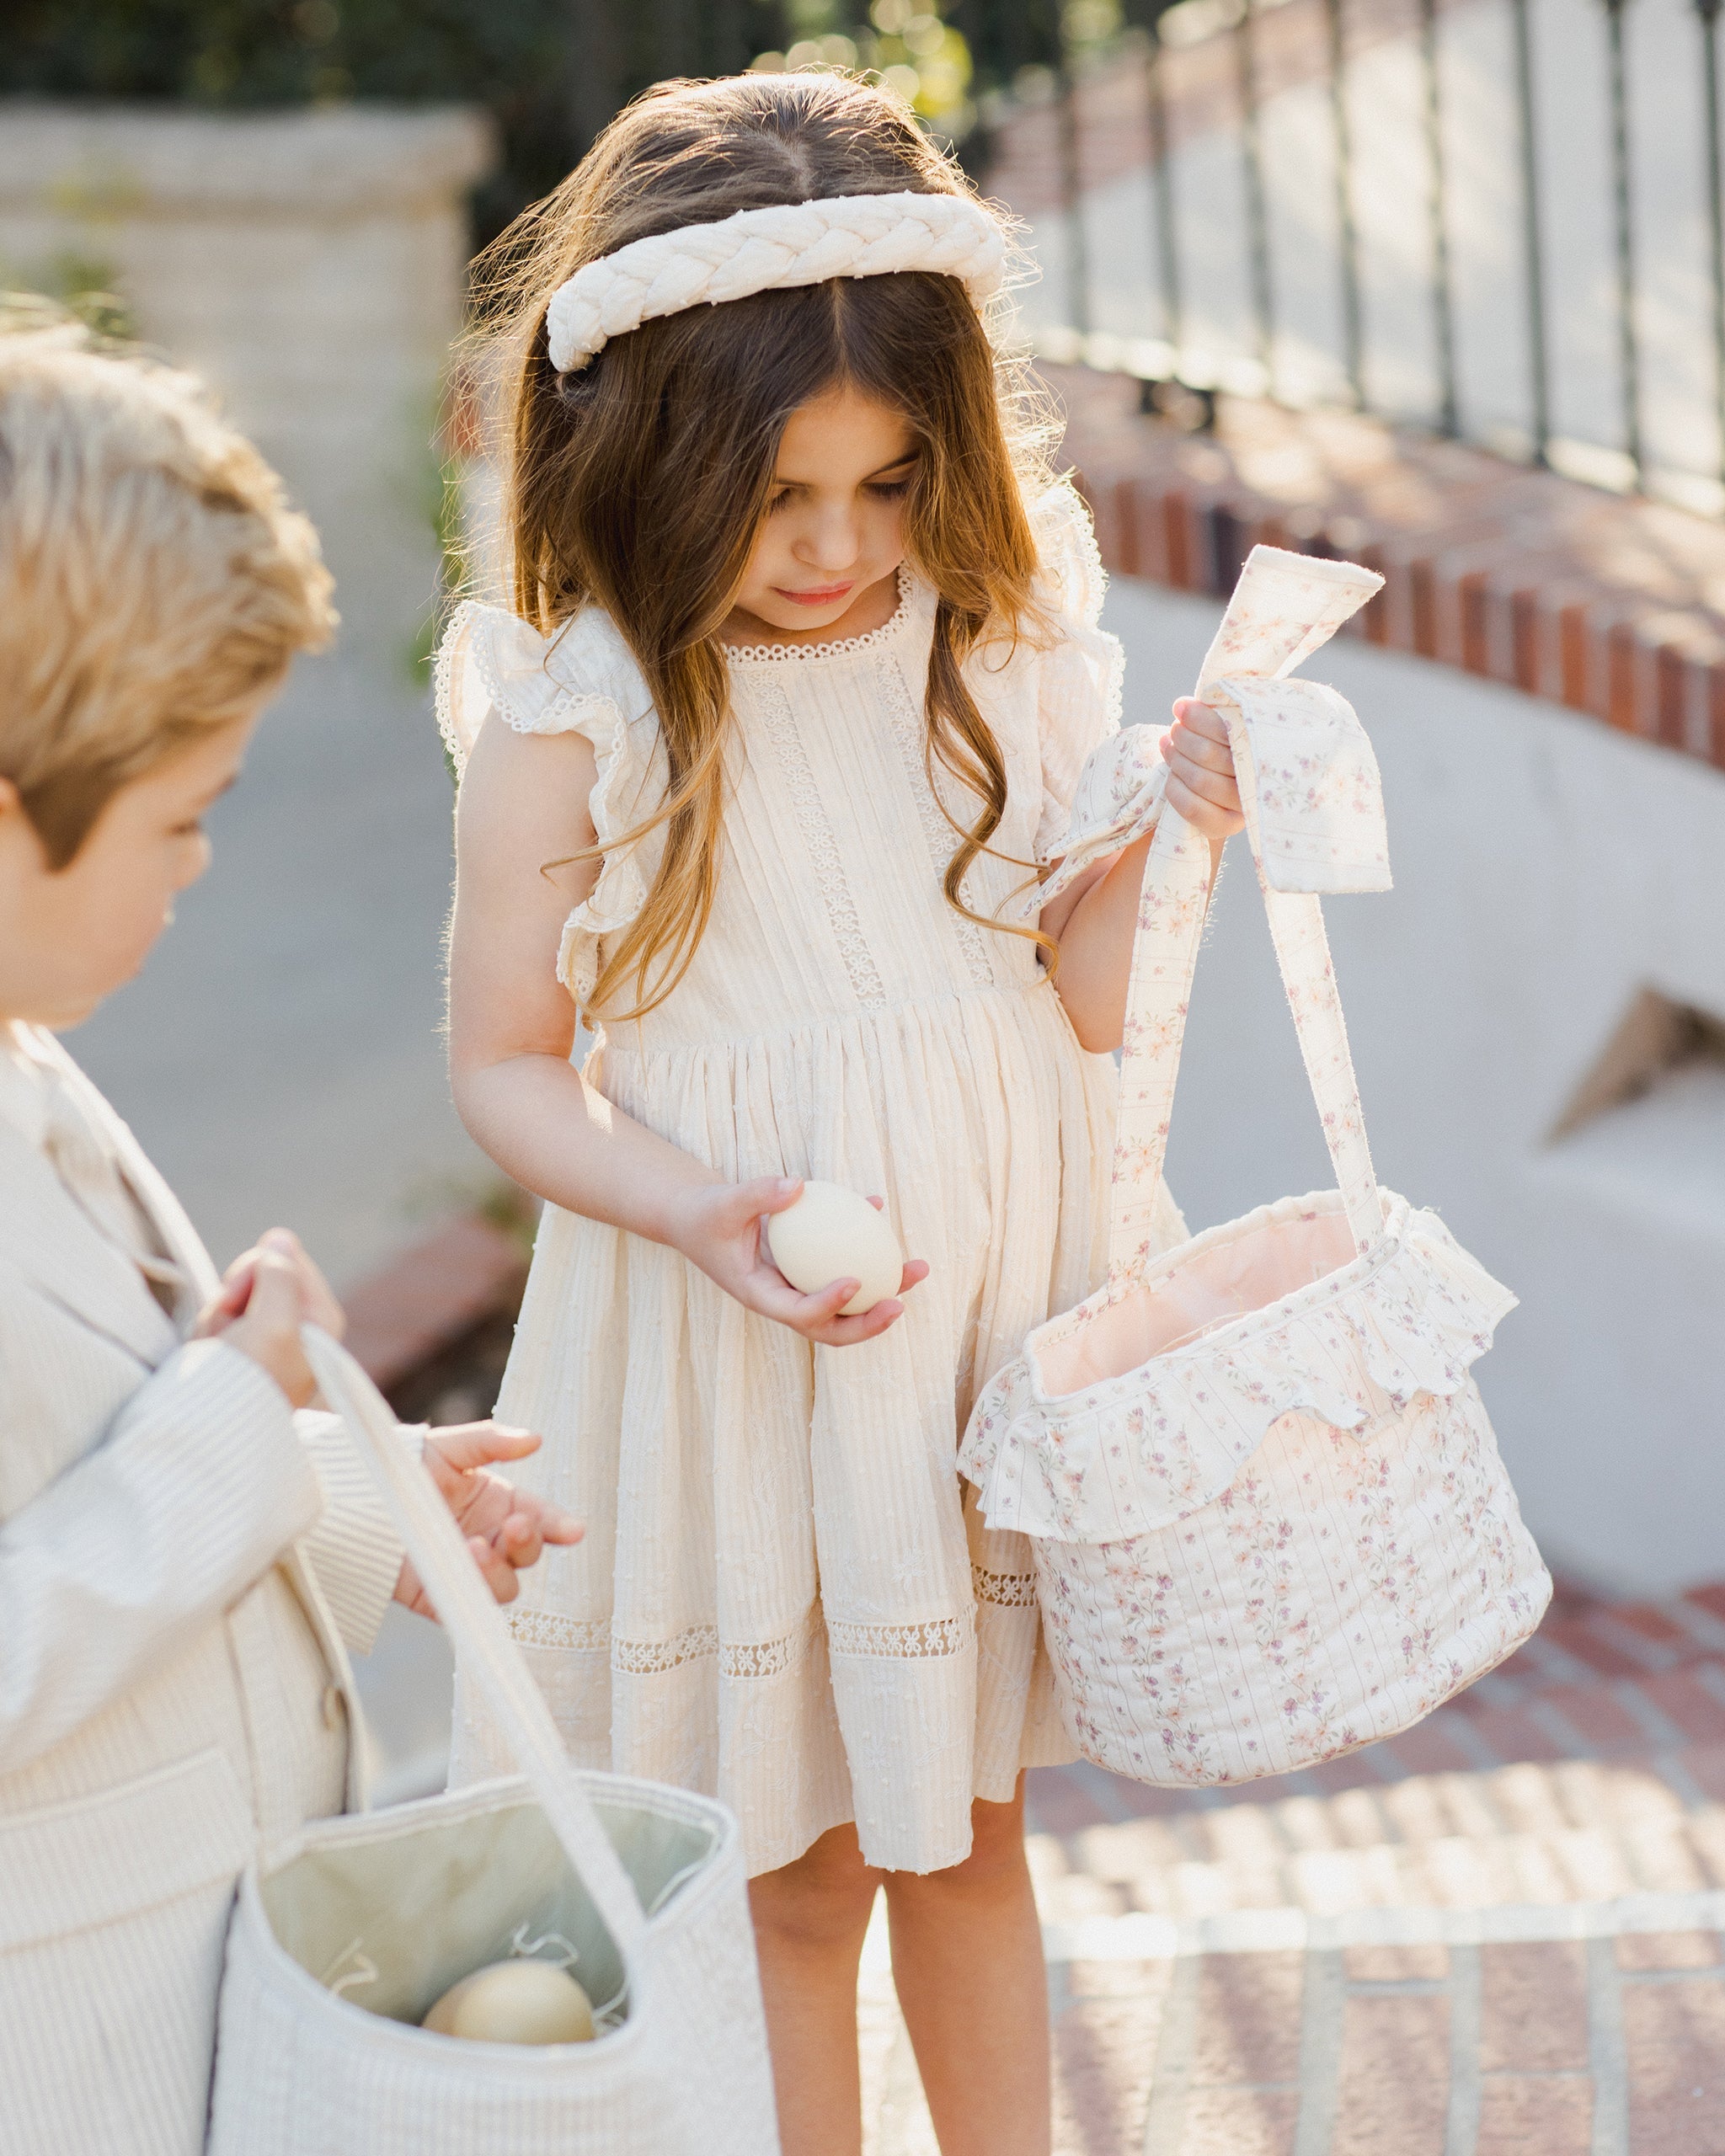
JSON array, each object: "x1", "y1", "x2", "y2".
[
  {"x1": 767, "y1": 1180, "x2": 905, "y2": 1316},
  {"x1": 422, "y1": 1959, "x2": 595, "y2": 2045}
]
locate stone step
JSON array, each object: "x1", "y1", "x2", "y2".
[
  {"x1": 1024, "y1": 1665, "x2": 1725, "y2": 1832},
  {"x1": 1027, "y1": 1751, "x2": 1725, "y2": 1929},
  {"x1": 861, "y1": 1884, "x2": 1725, "y2": 2155}
]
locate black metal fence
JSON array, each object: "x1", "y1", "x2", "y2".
[
  {"x1": 16, "y1": 0, "x2": 1725, "y2": 506},
  {"x1": 964, "y1": 0, "x2": 1725, "y2": 512}
]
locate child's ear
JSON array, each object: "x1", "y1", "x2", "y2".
[{"x1": 0, "y1": 778, "x2": 53, "y2": 875}]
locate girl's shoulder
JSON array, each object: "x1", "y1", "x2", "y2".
[
  {"x1": 434, "y1": 599, "x2": 658, "y2": 779},
  {"x1": 1026, "y1": 478, "x2": 1108, "y2": 634}
]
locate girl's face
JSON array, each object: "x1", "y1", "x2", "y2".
[
  {"x1": 0, "y1": 716, "x2": 257, "y2": 1031},
  {"x1": 725, "y1": 385, "x2": 917, "y2": 644}
]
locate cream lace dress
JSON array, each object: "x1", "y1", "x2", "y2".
[{"x1": 435, "y1": 488, "x2": 1185, "y2": 1876}]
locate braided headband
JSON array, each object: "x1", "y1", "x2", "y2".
[{"x1": 545, "y1": 189, "x2": 1007, "y2": 373}]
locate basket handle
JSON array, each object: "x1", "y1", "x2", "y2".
[
  {"x1": 1106, "y1": 548, "x2": 1385, "y2": 1280},
  {"x1": 300, "y1": 1326, "x2": 649, "y2": 1955}
]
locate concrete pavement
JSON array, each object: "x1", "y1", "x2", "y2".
[{"x1": 72, "y1": 654, "x2": 489, "y2": 1290}]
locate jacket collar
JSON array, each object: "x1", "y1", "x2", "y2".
[{"x1": 0, "y1": 1025, "x2": 221, "y2": 1367}]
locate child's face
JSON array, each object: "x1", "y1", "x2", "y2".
[
  {"x1": 0, "y1": 714, "x2": 258, "y2": 1031},
  {"x1": 729, "y1": 385, "x2": 917, "y2": 638}
]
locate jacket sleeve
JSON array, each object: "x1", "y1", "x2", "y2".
[
  {"x1": 0, "y1": 1332, "x2": 323, "y2": 1774},
  {"x1": 293, "y1": 1409, "x2": 409, "y2": 1658}
]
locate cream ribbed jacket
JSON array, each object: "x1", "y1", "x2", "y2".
[
  {"x1": 438, "y1": 487, "x2": 1187, "y2": 1876},
  {"x1": 0, "y1": 1026, "x2": 402, "y2": 2154}
]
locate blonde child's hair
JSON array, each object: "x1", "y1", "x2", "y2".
[
  {"x1": 0, "y1": 314, "x2": 336, "y2": 867},
  {"x1": 467, "y1": 72, "x2": 1057, "y2": 1022}
]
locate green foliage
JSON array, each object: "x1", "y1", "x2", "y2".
[
  {"x1": 1, "y1": 1, "x2": 790, "y2": 245},
  {"x1": 0, "y1": 257, "x2": 137, "y2": 344},
  {"x1": 2, "y1": 2, "x2": 1140, "y2": 241}
]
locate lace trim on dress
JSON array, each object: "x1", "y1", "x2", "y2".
[
  {"x1": 723, "y1": 570, "x2": 912, "y2": 664},
  {"x1": 875, "y1": 652, "x2": 997, "y2": 993},
  {"x1": 431, "y1": 602, "x2": 467, "y2": 768},
  {"x1": 971, "y1": 1565, "x2": 1039, "y2": 1609},
  {"x1": 1029, "y1": 482, "x2": 1108, "y2": 632},
  {"x1": 827, "y1": 1613, "x2": 972, "y2": 1660},
  {"x1": 612, "y1": 1622, "x2": 719, "y2": 1675},
  {"x1": 510, "y1": 1608, "x2": 610, "y2": 1653},
  {"x1": 507, "y1": 1604, "x2": 823, "y2": 1679},
  {"x1": 753, "y1": 671, "x2": 889, "y2": 1011}
]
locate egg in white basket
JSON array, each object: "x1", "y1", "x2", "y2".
[{"x1": 767, "y1": 1182, "x2": 905, "y2": 1316}]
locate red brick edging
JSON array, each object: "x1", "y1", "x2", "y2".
[
  {"x1": 1053, "y1": 364, "x2": 1725, "y2": 773},
  {"x1": 340, "y1": 1211, "x2": 526, "y2": 1394}
]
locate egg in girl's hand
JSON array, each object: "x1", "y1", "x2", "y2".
[
  {"x1": 422, "y1": 1959, "x2": 595, "y2": 2045},
  {"x1": 767, "y1": 1181, "x2": 905, "y2": 1316}
]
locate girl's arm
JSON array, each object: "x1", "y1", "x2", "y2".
[
  {"x1": 447, "y1": 714, "x2": 926, "y2": 1345},
  {"x1": 1044, "y1": 699, "x2": 1244, "y2": 1053}
]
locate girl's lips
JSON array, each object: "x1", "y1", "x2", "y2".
[{"x1": 775, "y1": 582, "x2": 854, "y2": 606}]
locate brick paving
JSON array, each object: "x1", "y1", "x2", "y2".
[
  {"x1": 861, "y1": 1579, "x2": 1725, "y2": 2152},
  {"x1": 1049, "y1": 362, "x2": 1725, "y2": 776},
  {"x1": 339, "y1": 1219, "x2": 1725, "y2": 2144}
]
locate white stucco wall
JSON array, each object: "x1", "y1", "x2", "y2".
[
  {"x1": 0, "y1": 105, "x2": 498, "y2": 1283},
  {"x1": 1103, "y1": 575, "x2": 1725, "y2": 1597},
  {"x1": 0, "y1": 102, "x2": 493, "y2": 664}
]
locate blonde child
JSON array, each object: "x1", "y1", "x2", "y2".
[
  {"x1": 441, "y1": 73, "x2": 1241, "y2": 2154},
  {"x1": 0, "y1": 323, "x2": 579, "y2": 2155}
]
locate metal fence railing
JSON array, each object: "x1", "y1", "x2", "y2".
[
  {"x1": 947, "y1": 0, "x2": 1725, "y2": 516},
  {"x1": 19, "y1": 1, "x2": 1722, "y2": 511}
]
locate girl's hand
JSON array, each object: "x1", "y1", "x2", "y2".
[
  {"x1": 1160, "y1": 699, "x2": 1246, "y2": 841},
  {"x1": 668, "y1": 1177, "x2": 929, "y2": 1347},
  {"x1": 397, "y1": 1421, "x2": 585, "y2": 1616}
]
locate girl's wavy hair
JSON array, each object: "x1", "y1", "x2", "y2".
[{"x1": 464, "y1": 70, "x2": 1057, "y2": 1021}]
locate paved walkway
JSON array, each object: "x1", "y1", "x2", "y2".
[
  {"x1": 69, "y1": 656, "x2": 488, "y2": 1288},
  {"x1": 862, "y1": 1581, "x2": 1725, "y2": 2152}
]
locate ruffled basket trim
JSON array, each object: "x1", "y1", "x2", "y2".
[{"x1": 958, "y1": 1192, "x2": 1517, "y2": 1544}]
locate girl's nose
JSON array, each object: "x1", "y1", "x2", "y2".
[{"x1": 797, "y1": 504, "x2": 862, "y2": 576}]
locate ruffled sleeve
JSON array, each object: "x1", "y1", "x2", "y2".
[
  {"x1": 1027, "y1": 483, "x2": 1126, "y2": 862},
  {"x1": 434, "y1": 600, "x2": 665, "y2": 1014}
]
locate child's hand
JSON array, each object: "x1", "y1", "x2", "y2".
[
  {"x1": 1159, "y1": 699, "x2": 1245, "y2": 841},
  {"x1": 670, "y1": 1177, "x2": 930, "y2": 1347},
  {"x1": 193, "y1": 1228, "x2": 344, "y2": 1408},
  {"x1": 395, "y1": 1421, "x2": 585, "y2": 1616},
  {"x1": 195, "y1": 1227, "x2": 345, "y2": 1342}
]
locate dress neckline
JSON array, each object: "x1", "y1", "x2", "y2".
[{"x1": 722, "y1": 568, "x2": 918, "y2": 666}]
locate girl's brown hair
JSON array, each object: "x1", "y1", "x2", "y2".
[{"x1": 467, "y1": 71, "x2": 1051, "y2": 1019}]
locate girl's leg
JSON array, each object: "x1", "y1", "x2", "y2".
[
  {"x1": 880, "y1": 1780, "x2": 1050, "y2": 2156},
  {"x1": 749, "y1": 1821, "x2": 883, "y2": 2156}
]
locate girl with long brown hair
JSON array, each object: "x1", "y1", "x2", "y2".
[{"x1": 440, "y1": 69, "x2": 1240, "y2": 2154}]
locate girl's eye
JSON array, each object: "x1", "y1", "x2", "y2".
[
  {"x1": 868, "y1": 478, "x2": 911, "y2": 500},
  {"x1": 766, "y1": 488, "x2": 793, "y2": 515}
]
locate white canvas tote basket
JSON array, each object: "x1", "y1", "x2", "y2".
[
  {"x1": 208, "y1": 1330, "x2": 780, "y2": 2156},
  {"x1": 959, "y1": 546, "x2": 1552, "y2": 1789}
]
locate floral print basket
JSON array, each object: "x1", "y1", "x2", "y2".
[{"x1": 959, "y1": 547, "x2": 1552, "y2": 1787}]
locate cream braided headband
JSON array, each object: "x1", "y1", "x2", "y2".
[{"x1": 545, "y1": 189, "x2": 1007, "y2": 373}]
